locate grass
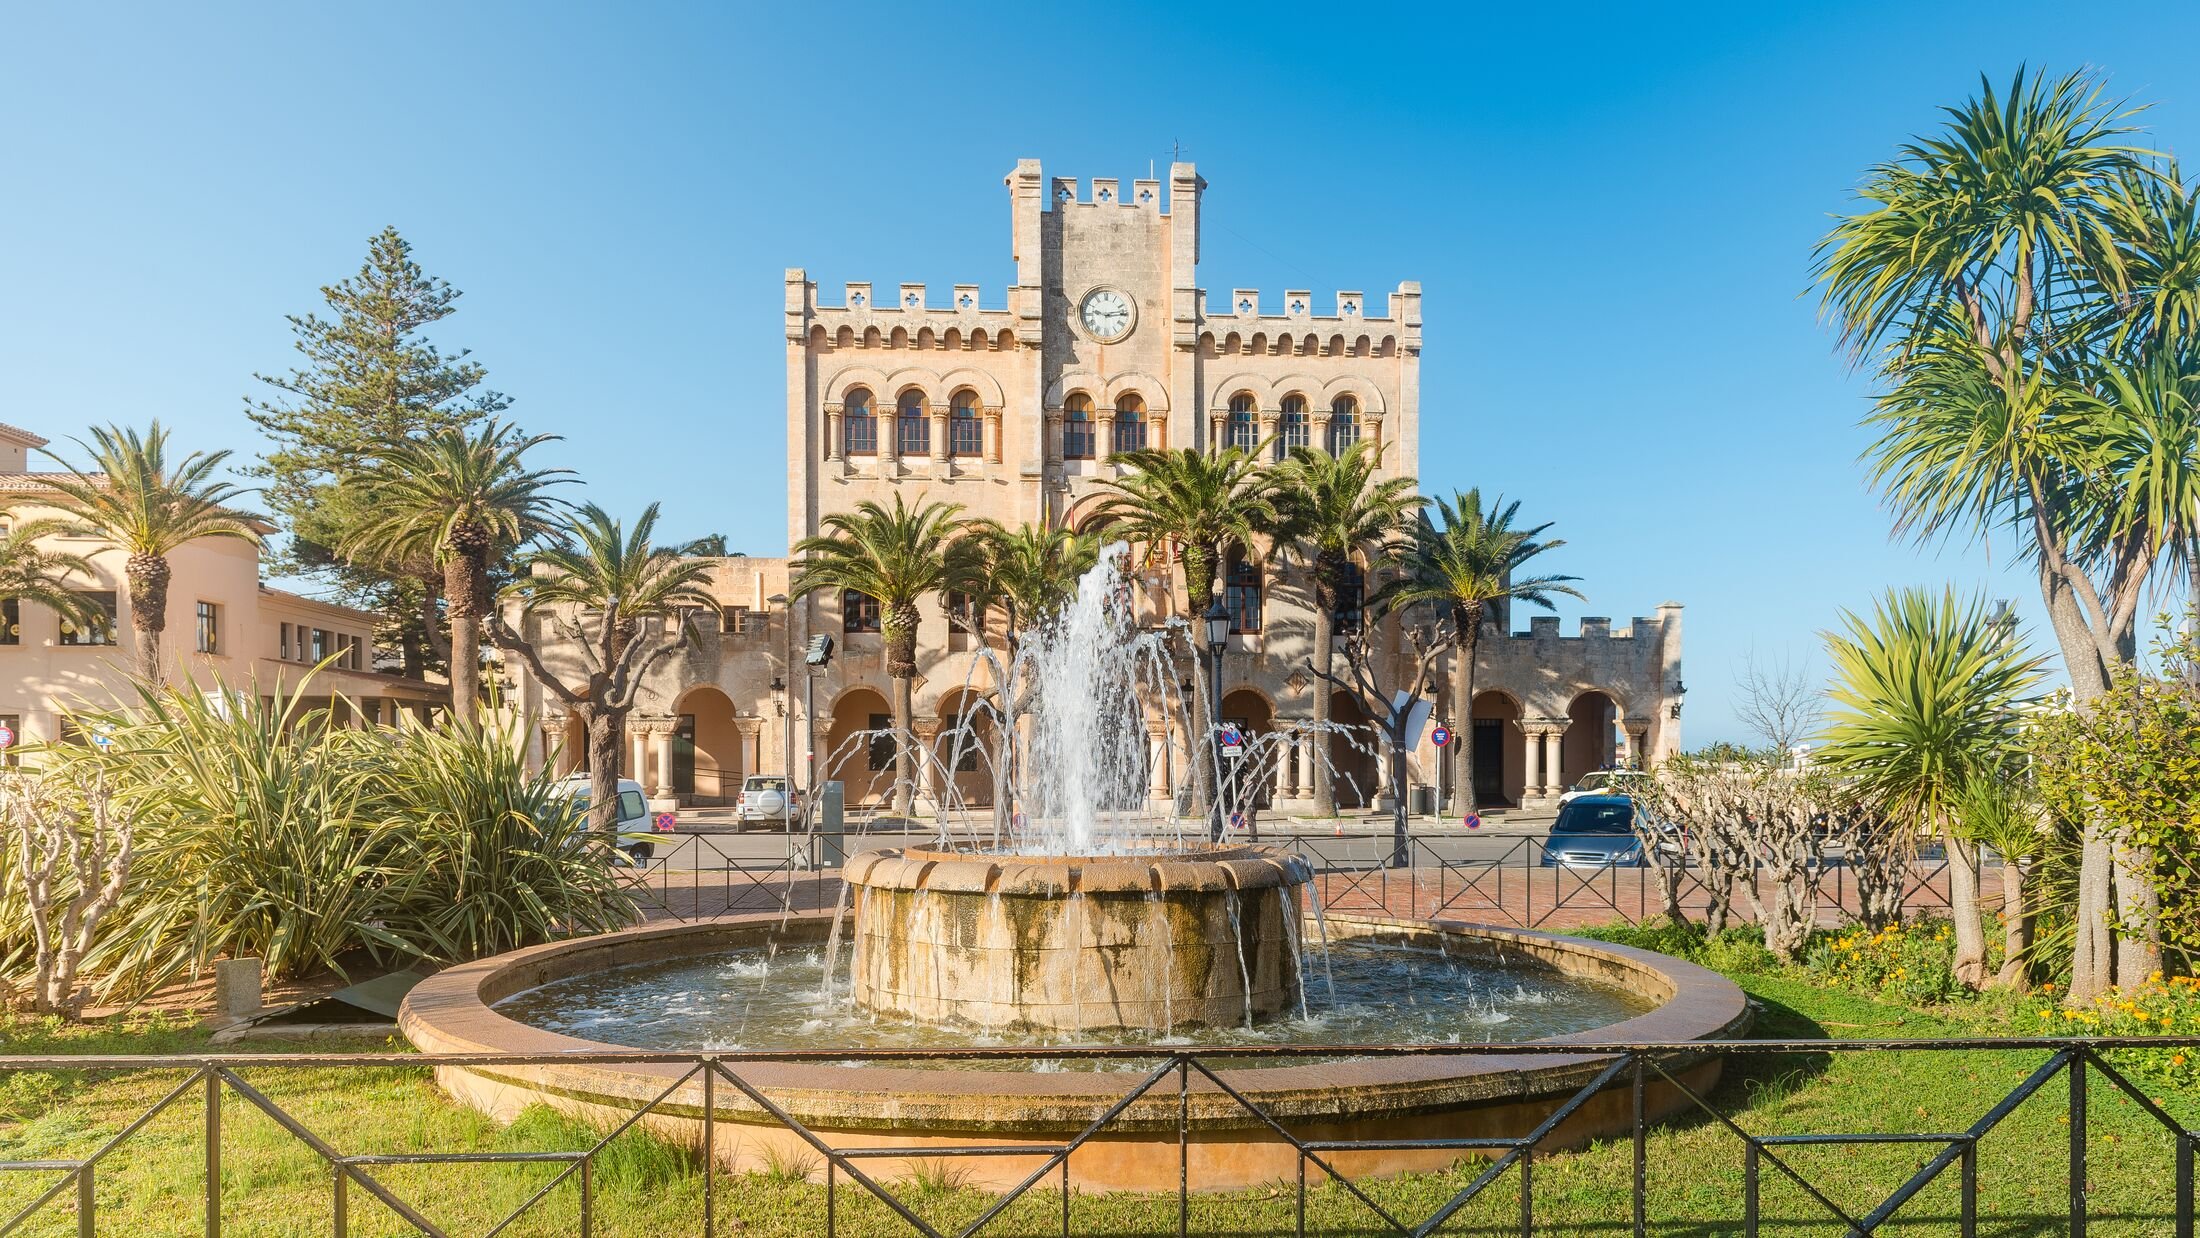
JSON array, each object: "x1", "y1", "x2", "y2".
[{"x1": 0, "y1": 953, "x2": 2194, "y2": 1234}]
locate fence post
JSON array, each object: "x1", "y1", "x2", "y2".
[
  {"x1": 2069, "y1": 1048, "x2": 2088, "y2": 1238},
  {"x1": 1632, "y1": 1054, "x2": 1647, "y2": 1238},
  {"x1": 204, "y1": 1066, "x2": 220, "y2": 1238}
]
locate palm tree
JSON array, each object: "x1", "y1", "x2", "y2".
[
  {"x1": 788, "y1": 494, "x2": 982, "y2": 819},
  {"x1": 341, "y1": 421, "x2": 571, "y2": 724},
  {"x1": 1384, "y1": 490, "x2": 1582, "y2": 812},
  {"x1": 966, "y1": 518, "x2": 1103, "y2": 651},
  {"x1": 1814, "y1": 588, "x2": 2047, "y2": 990},
  {"x1": 1813, "y1": 67, "x2": 2170, "y2": 999},
  {"x1": 41, "y1": 423, "x2": 261, "y2": 682},
  {"x1": 1269, "y1": 442, "x2": 1423, "y2": 817},
  {"x1": 0, "y1": 519, "x2": 105, "y2": 642},
  {"x1": 1089, "y1": 444, "x2": 1278, "y2": 614},
  {"x1": 492, "y1": 503, "x2": 717, "y2": 837}
]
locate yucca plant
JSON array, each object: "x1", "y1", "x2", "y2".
[
  {"x1": 1815, "y1": 587, "x2": 2047, "y2": 990},
  {"x1": 367, "y1": 709, "x2": 634, "y2": 961},
  {"x1": 66, "y1": 675, "x2": 399, "y2": 996}
]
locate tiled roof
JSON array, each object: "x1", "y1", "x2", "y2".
[
  {"x1": 0, "y1": 423, "x2": 50, "y2": 449},
  {"x1": 0, "y1": 471, "x2": 99, "y2": 493}
]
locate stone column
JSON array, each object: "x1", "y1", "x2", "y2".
[
  {"x1": 1365, "y1": 413, "x2": 1387, "y2": 452},
  {"x1": 1542, "y1": 728, "x2": 1565, "y2": 797},
  {"x1": 984, "y1": 406, "x2": 1004, "y2": 463},
  {"x1": 1259, "y1": 410, "x2": 1281, "y2": 459},
  {"x1": 1150, "y1": 412, "x2": 1167, "y2": 451},
  {"x1": 929, "y1": 402, "x2": 948, "y2": 463},
  {"x1": 878, "y1": 405, "x2": 898, "y2": 467},
  {"x1": 1208, "y1": 411, "x2": 1224, "y2": 449},
  {"x1": 1627, "y1": 723, "x2": 1651, "y2": 768},
  {"x1": 1523, "y1": 726, "x2": 1544, "y2": 801},
  {"x1": 1042, "y1": 410, "x2": 1061, "y2": 464},
  {"x1": 1274, "y1": 735, "x2": 1293, "y2": 801},
  {"x1": 911, "y1": 719, "x2": 944, "y2": 810},
  {"x1": 628, "y1": 727, "x2": 649, "y2": 784},
  {"x1": 539, "y1": 714, "x2": 566, "y2": 775},
  {"x1": 823, "y1": 403, "x2": 843, "y2": 462},
  {"x1": 1149, "y1": 727, "x2": 1173, "y2": 799},
  {"x1": 735, "y1": 716, "x2": 765, "y2": 788},
  {"x1": 652, "y1": 726, "x2": 677, "y2": 799}
]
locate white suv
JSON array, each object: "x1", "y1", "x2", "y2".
[
  {"x1": 736, "y1": 775, "x2": 803, "y2": 829},
  {"x1": 551, "y1": 776, "x2": 657, "y2": 863}
]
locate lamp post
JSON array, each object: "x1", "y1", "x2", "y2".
[
  {"x1": 768, "y1": 593, "x2": 793, "y2": 834},
  {"x1": 1204, "y1": 598, "x2": 1231, "y2": 842}
]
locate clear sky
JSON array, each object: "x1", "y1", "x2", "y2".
[{"x1": 6, "y1": 2, "x2": 2200, "y2": 745}]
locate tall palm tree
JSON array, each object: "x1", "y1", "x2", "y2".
[
  {"x1": 0, "y1": 519, "x2": 105, "y2": 642},
  {"x1": 967, "y1": 518, "x2": 1103, "y2": 652},
  {"x1": 1269, "y1": 442, "x2": 1423, "y2": 817},
  {"x1": 1813, "y1": 67, "x2": 2166, "y2": 998},
  {"x1": 341, "y1": 420, "x2": 571, "y2": 724},
  {"x1": 1815, "y1": 588, "x2": 2047, "y2": 990},
  {"x1": 41, "y1": 423, "x2": 261, "y2": 682},
  {"x1": 1091, "y1": 444, "x2": 1278, "y2": 817},
  {"x1": 1383, "y1": 490, "x2": 1582, "y2": 812},
  {"x1": 493, "y1": 503, "x2": 717, "y2": 837},
  {"x1": 788, "y1": 494, "x2": 982, "y2": 818}
]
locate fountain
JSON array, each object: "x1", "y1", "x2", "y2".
[{"x1": 401, "y1": 546, "x2": 1750, "y2": 1190}]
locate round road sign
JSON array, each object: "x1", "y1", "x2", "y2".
[{"x1": 1430, "y1": 725, "x2": 1452, "y2": 748}]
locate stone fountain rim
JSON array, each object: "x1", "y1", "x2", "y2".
[
  {"x1": 398, "y1": 910, "x2": 1751, "y2": 1132},
  {"x1": 845, "y1": 843, "x2": 1314, "y2": 895}
]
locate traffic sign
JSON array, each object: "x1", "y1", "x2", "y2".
[
  {"x1": 1430, "y1": 725, "x2": 1452, "y2": 748},
  {"x1": 1228, "y1": 811, "x2": 1247, "y2": 833},
  {"x1": 1463, "y1": 810, "x2": 1483, "y2": 831},
  {"x1": 1218, "y1": 724, "x2": 1244, "y2": 759},
  {"x1": 0, "y1": 724, "x2": 15, "y2": 749}
]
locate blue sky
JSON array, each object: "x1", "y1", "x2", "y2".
[{"x1": 6, "y1": 2, "x2": 2200, "y2": 744}]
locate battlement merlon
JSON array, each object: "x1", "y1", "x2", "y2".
[{"x1": 1510, "y1": 603, "x2": 1683, "y2": 643}]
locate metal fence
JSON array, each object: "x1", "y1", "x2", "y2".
[
  {"x1": 619, "y1": 830, "x2": 1960, "y2": 931},
  {"x1": 1, "y1": 1038, "x2": 2194, "y2": 1236}
]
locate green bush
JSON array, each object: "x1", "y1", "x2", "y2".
[
  {"x1": 1804, "y1": 919, "x2": 1965, "y2": 1005},
  {"x1": 2, "y1": 673, "x2": 636, "y2": 1001}
]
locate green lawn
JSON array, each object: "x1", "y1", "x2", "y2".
[{"x1": 0, "y1": 971, "x2": 2193, "y2": 1235}]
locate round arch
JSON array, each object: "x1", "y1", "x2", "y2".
[
  {"x1": 1318, "y1": 374, "x2": 1388, "y2": 417},
  {"x1": 824, "y1": 685, "x2": 896, "y2": 808},
  {"x1": 937, "y1": 367, "x2": 1007, "y2": 408},
  {"x1": 672, "y1": 686, "x2": 744, "y2": 804},
  {"x1": 1326, "y1": 690, "x2": 1381, "y2": 809},
  {"x1": 1101, "y1": 371, "x2": 1171, "y2": 413},
  {"x1": 933, "y1": 688, "x2": 1002, "y2": 808},
  {"x1": 1561, "y1": 690, "x2": 1623, "y2": 789},
  {"x1": 1206, "y1": 374, "x2": 1278, "y2": 413},
  {"x1": 1469, "y1": 690, "x2": 1526, "y2": 809},
  {"x1": 821, "y1": 366, "x2": 892, "y2": 406}
]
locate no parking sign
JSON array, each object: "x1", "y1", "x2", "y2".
[{"x1": 1430, "y1": 724, "x2": 1453, "y2": 748}]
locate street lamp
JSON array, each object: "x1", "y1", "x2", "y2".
[
  {"x1": 767, "y1": 592, "x2": 793, "y2": 833},
  {"x1": 1204, "y1": 598, "x2": 1231, "y2": 842}
]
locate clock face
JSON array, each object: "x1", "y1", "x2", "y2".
[{"x1": 1079, "y1": 288, "x2": 1134, "y2": 341}]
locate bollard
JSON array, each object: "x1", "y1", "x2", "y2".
[
  {"x1": 820, "y1": 780, "x2": 846, "y2": 869},
  {"x1": 212, "y1": 958, "x2": 262, "y2": 1020}
]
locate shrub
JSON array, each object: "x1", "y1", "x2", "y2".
[
  {"x1": 2028, "y1": 974, "x2": 2200, "y2": 1090},
  {"x1": 1804, "y1": 920, "x2": 1964, "y2": 1005}
]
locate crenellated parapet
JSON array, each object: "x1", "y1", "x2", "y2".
[
  {"x1": 1195, "y1": 282, "x2": 1420, "y2": 358},
  {"x1": 788, "y1": 270, "x2": 1023, "y2": 351}
]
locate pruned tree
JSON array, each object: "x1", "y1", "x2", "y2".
[
  {"x1": 1736, "y1": 770, "x2": 1840, "y2": 965},
  {"x1": 1306, "y1": 613, "x2": 1454, "y2": 867},
  {"x1": 1, "y1": 762, "x2": 134, "y2": 1018},
  {"x1": 1644, "y1": 755, "x2": 1757, "y2": 935}
]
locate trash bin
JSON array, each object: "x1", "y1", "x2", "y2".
[{"x1": 1410, "y1": 786, "x2": 1435, "y2": 816}]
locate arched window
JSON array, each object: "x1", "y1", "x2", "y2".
[
  {"x1": 1224, "y1": 550, "x2": 1262, "y2": 634},
  {"x1": 1062, "y1": 394, "x2": 1095, "y2": 460},
  {"x1": 1327, "y1": 396, "x2": 1360, "y2": 454},
  {"x1": 842, "y1": 390, "x2": 876, "y2": 456},
  {"x1": 895, "y1": 391, "x2": 929, "y2": 457},
  {"x1": 1226, "y1": 393, "x2": 1258, "y2": 452},
  {"x1": 949, "y1": 392, "x2": 983, "y2": 457},
  {"x1": 1113, "y1": 395, "x2": 1146, "y2": 453},
  {"x1": 1278, "y1": 394, "x2": 1310, "y2": 458}
]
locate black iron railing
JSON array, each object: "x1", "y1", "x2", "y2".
[{"x1": 1, "y1": 1038, "x2": 2193, "y2": 1236}]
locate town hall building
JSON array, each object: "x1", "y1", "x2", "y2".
[{"x1": 508, "y1": 160, "x2": 1684, "y2": 815}]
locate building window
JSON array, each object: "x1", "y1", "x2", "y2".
[
  {"x1": 1062, "y1": 395, "x2": 1095, "y2": 460},
  {"x1": 195, "y1": 601, "x2": 219, "y2": 654},
  {"x1": 723, "y1": 606, "x2": 750, "y2": 636},
  {"x1": 1224, "y1": 553, "x2": 1262, "y2": 634},
  {"x1": 58, "y1": 592, "x2": 116, "y2": 647},
  {"x1": 346, "y1": 635, "x2": 363, "y2": 670},
  {"x1": 843, "y1": 590, "x2": 881, "y2": 634},
  {"x1": 949, "y1": 393, "x2": 983, "y2": 457},
  {"x1": 844, "y1": 391, "x2": 876, "y2": 455},
  {"x1": 946, "y1": 590, "x2": 984, "y2": 636},
  {"x1": 0, "y1": 598, "x2": 18, "y2": 646},
  {"x1": 1227, "y1": 394, "x2": 1258, "y2": 452},
  {"x1": 1328, "y1": 397, "x2": 1360, "y2": 454},
  {"x1": 1278, "y1": 394, "x2": 1310, "y2": 458},
  {"x1": 311, "y1": 628, "x2": 329, "y2": 661},
  {"x1": 1113, "y1": 396, "x2": 1146, "y2": 453},
  {"x1": 867, "y1": 712, "x2": 896, "y2": 771},
  {"x1": 1333, "y1": 560, "x2": 1365, "y2": 635},
  {"x1": 896, "y1": 391, "x2": 929, "y2": 456}
]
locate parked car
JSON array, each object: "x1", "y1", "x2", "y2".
[
  {"x1": 1556, "y1": 769, "x2": 1652, "y2": 809},
  {"x1": 552, "y1": 775, "x2": 657, "y2": 864},
  {"x1": 1538, "y1": 795, "x2": 1645, "y2": 868},
  {"x1": 736, "y1": 775, "x2": 804, "y2": 828}
]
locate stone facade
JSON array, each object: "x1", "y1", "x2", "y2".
[{"x1": 510, "y1": 159, "x2": 1682, "y2": 813}]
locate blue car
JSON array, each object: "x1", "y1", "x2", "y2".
[{"x1": 1538, "y1": 795, "x2": 1644, "y2": 868}]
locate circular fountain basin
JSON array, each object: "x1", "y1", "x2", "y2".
[
  {"x1": 401, "y1": 911, "x2": 1750, "y2": 1191},
  {"x1": 845, "y1": 844, "x2": 1310, "y2": 1032}
]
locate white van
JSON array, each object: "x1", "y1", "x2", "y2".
[{"x1": 551, "y1": 775, "x2": 657, "y2": 863}]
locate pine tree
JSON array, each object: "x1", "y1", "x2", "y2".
[{"x1": 248, "y1": 227, "x2": 509, "y2": 677}]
